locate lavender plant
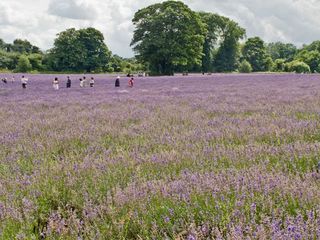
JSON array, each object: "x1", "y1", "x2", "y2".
[{"x1": 0, "y1": 73, "x2": 320, "y2": 239}]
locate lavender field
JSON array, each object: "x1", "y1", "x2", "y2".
[{"x1": 1, "y1": 73, "x2": 320, "y2": 239}]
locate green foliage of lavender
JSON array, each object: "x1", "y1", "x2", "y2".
[{"x1": 0, "y1": 73, "x2": 320, "y2": 239}]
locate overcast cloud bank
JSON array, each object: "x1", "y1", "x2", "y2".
[{"x1": 0, "y1": 0, "x2": 319, "y2": 57}]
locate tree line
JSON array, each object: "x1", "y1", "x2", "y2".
[
  {"x1": 0, "y1": 0, "x2": 319, "y2": 75},
  {"x1": 0, "y1": 29, "x2": 143, "y2": 74}
]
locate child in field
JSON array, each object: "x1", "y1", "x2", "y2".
[
  {"x1": 128, "y1": 77, "x2": 134, "y2": 87},
  {"x1": 90, "y1": 77, "x2": 94, "y2": 87},
  {"x1": 52, "y1": 77, "x2": 59, "y2": 90},
  {"x1": 1, "y1": 78, "x2": 8, "y2": 84},
  {"x1": 21, "y1": 76, "x2": 28, "y2": 89},
  {"x1": 66, "y1": 76, "x2": 71, "y2": 88},
  {"x1": 11, "y1": 76, "x2": 15, "y2": 83},
  {"x1": 115, "y1": 76, "x2": 120, "y2": 87}
]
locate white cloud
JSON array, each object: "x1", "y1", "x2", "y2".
[
  {"x1": 48, "y1": 0, "x2": 98, "y2": 20},
  {"x1": 1, "y1": 0, "x2": 320, "y2": 57}
]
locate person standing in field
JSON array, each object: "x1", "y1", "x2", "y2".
[
  {"x1": 115, "y1": 76, "x2": 120, "y2": 87},
  {"x1": 11, "y1": 76, "x2": 15, "y2": 83},
  {"x1": 83, "y1": 76, "x2": 87, "y2": 87},
  {"x1": 128, "y1": 77, "x2": 134, "y2": 87},
  {"x1": 52, "y1": 77, "x2": 59, "y2": 90},
  {"x1": 90, "y1": 77, "x2": 94, "y2": 87},
  {"x1": 79, "y1": 78, "x2": 84, "y2": 87},
  {"x1": 66, "y1": 76, "x2": 71, "y2": 88},
  {"x1": 21, "y1": 75, "x2": 28, "y2": 89}
]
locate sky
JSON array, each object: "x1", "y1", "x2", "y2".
[{"x1": 1, "y1": 0, "x2": 320, "y2": 57}]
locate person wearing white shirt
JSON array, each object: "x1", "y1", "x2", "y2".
[
  {"x1": 21, "y1": 76, "x2": 28, "y2": 89},
  {"x1": 52, "y1": 77, "x2": 59, "y2": 90},
  {"x1": 90, "y1": 77, "x2": 94, "y2": 87},
  {"x1": 79, "y1": 78, "x2": 84, "y2": 87},
  {"x1": 82, "y1": 76, "x2": 87, "y2": 87}
]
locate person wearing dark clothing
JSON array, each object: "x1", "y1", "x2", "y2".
[
  {"x1": 115, "y1": 76, "x2": 120, "y2": 87},
  {"x1": 1, "y1": 78, "x2": 7, "y2": 84},
  {"x1": 66, "y1": 76, "x2": 71, "y2": 88}
]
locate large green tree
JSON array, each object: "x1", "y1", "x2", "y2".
[
  {"x1": 267, "y1": 42, "x2": 297, "y2": 61},
  {"x1": 292, "y1": 41, "x2": 320, "y2": 73},
  {"x1": 3, "y1": 39, "x2": 41, "y2": 54},
  {"x1": 198, "y1": 12, "x2": 222, "y2": 72},
  {"x1": 199, "y1": 12, "x2": 245, "y2": 72},
  {"x1": 13, "y1": 39, "x2": 41, "y2": 54},
  {"x1": 131, "y1": 1, "x2": 206, "y2": 75},
  {"x1": 0, "y1": 50, "x2": 20, "y2": 70},
  {"x1": 0, "y1": 39, "x2": 42, "y2": 54},
  {"x1": 213, "y1": 21, "x2": 246, "y2": 72},
  {"x1": 0, "y1": 38, "x2": 43, "y2": 71},
  {"x1": 47, "y1": 28, "x2": 111, "y2": 72},
  {"x1": 77, "y1": 28, "x2": 111, "y2": 72},
  {"x1": 294, "y1": 50, "x2": 320, "y2": 73},
  {"x1": 242, "y1": 37, "x2": 270, "y2": 72},
  {"x1": 302, "y1": 40, "x2": 320, "y2": 52}
]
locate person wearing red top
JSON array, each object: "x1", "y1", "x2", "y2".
[{"x1": 128, "y1": 77, "x2": 134, "y2": 87}]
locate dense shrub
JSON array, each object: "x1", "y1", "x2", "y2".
[
  {"x1": 238, "y1": 60, "x2": 252, "y2": 73},
  {"x1": 286, "y1": 60, "x2": 310, "y2": 73},
  {"x1": 15, "y1": 55, "x2": 32, "y2": 73},
  {"x1": 273, "y1": 59, "x2": 286, "y2": 72}
]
